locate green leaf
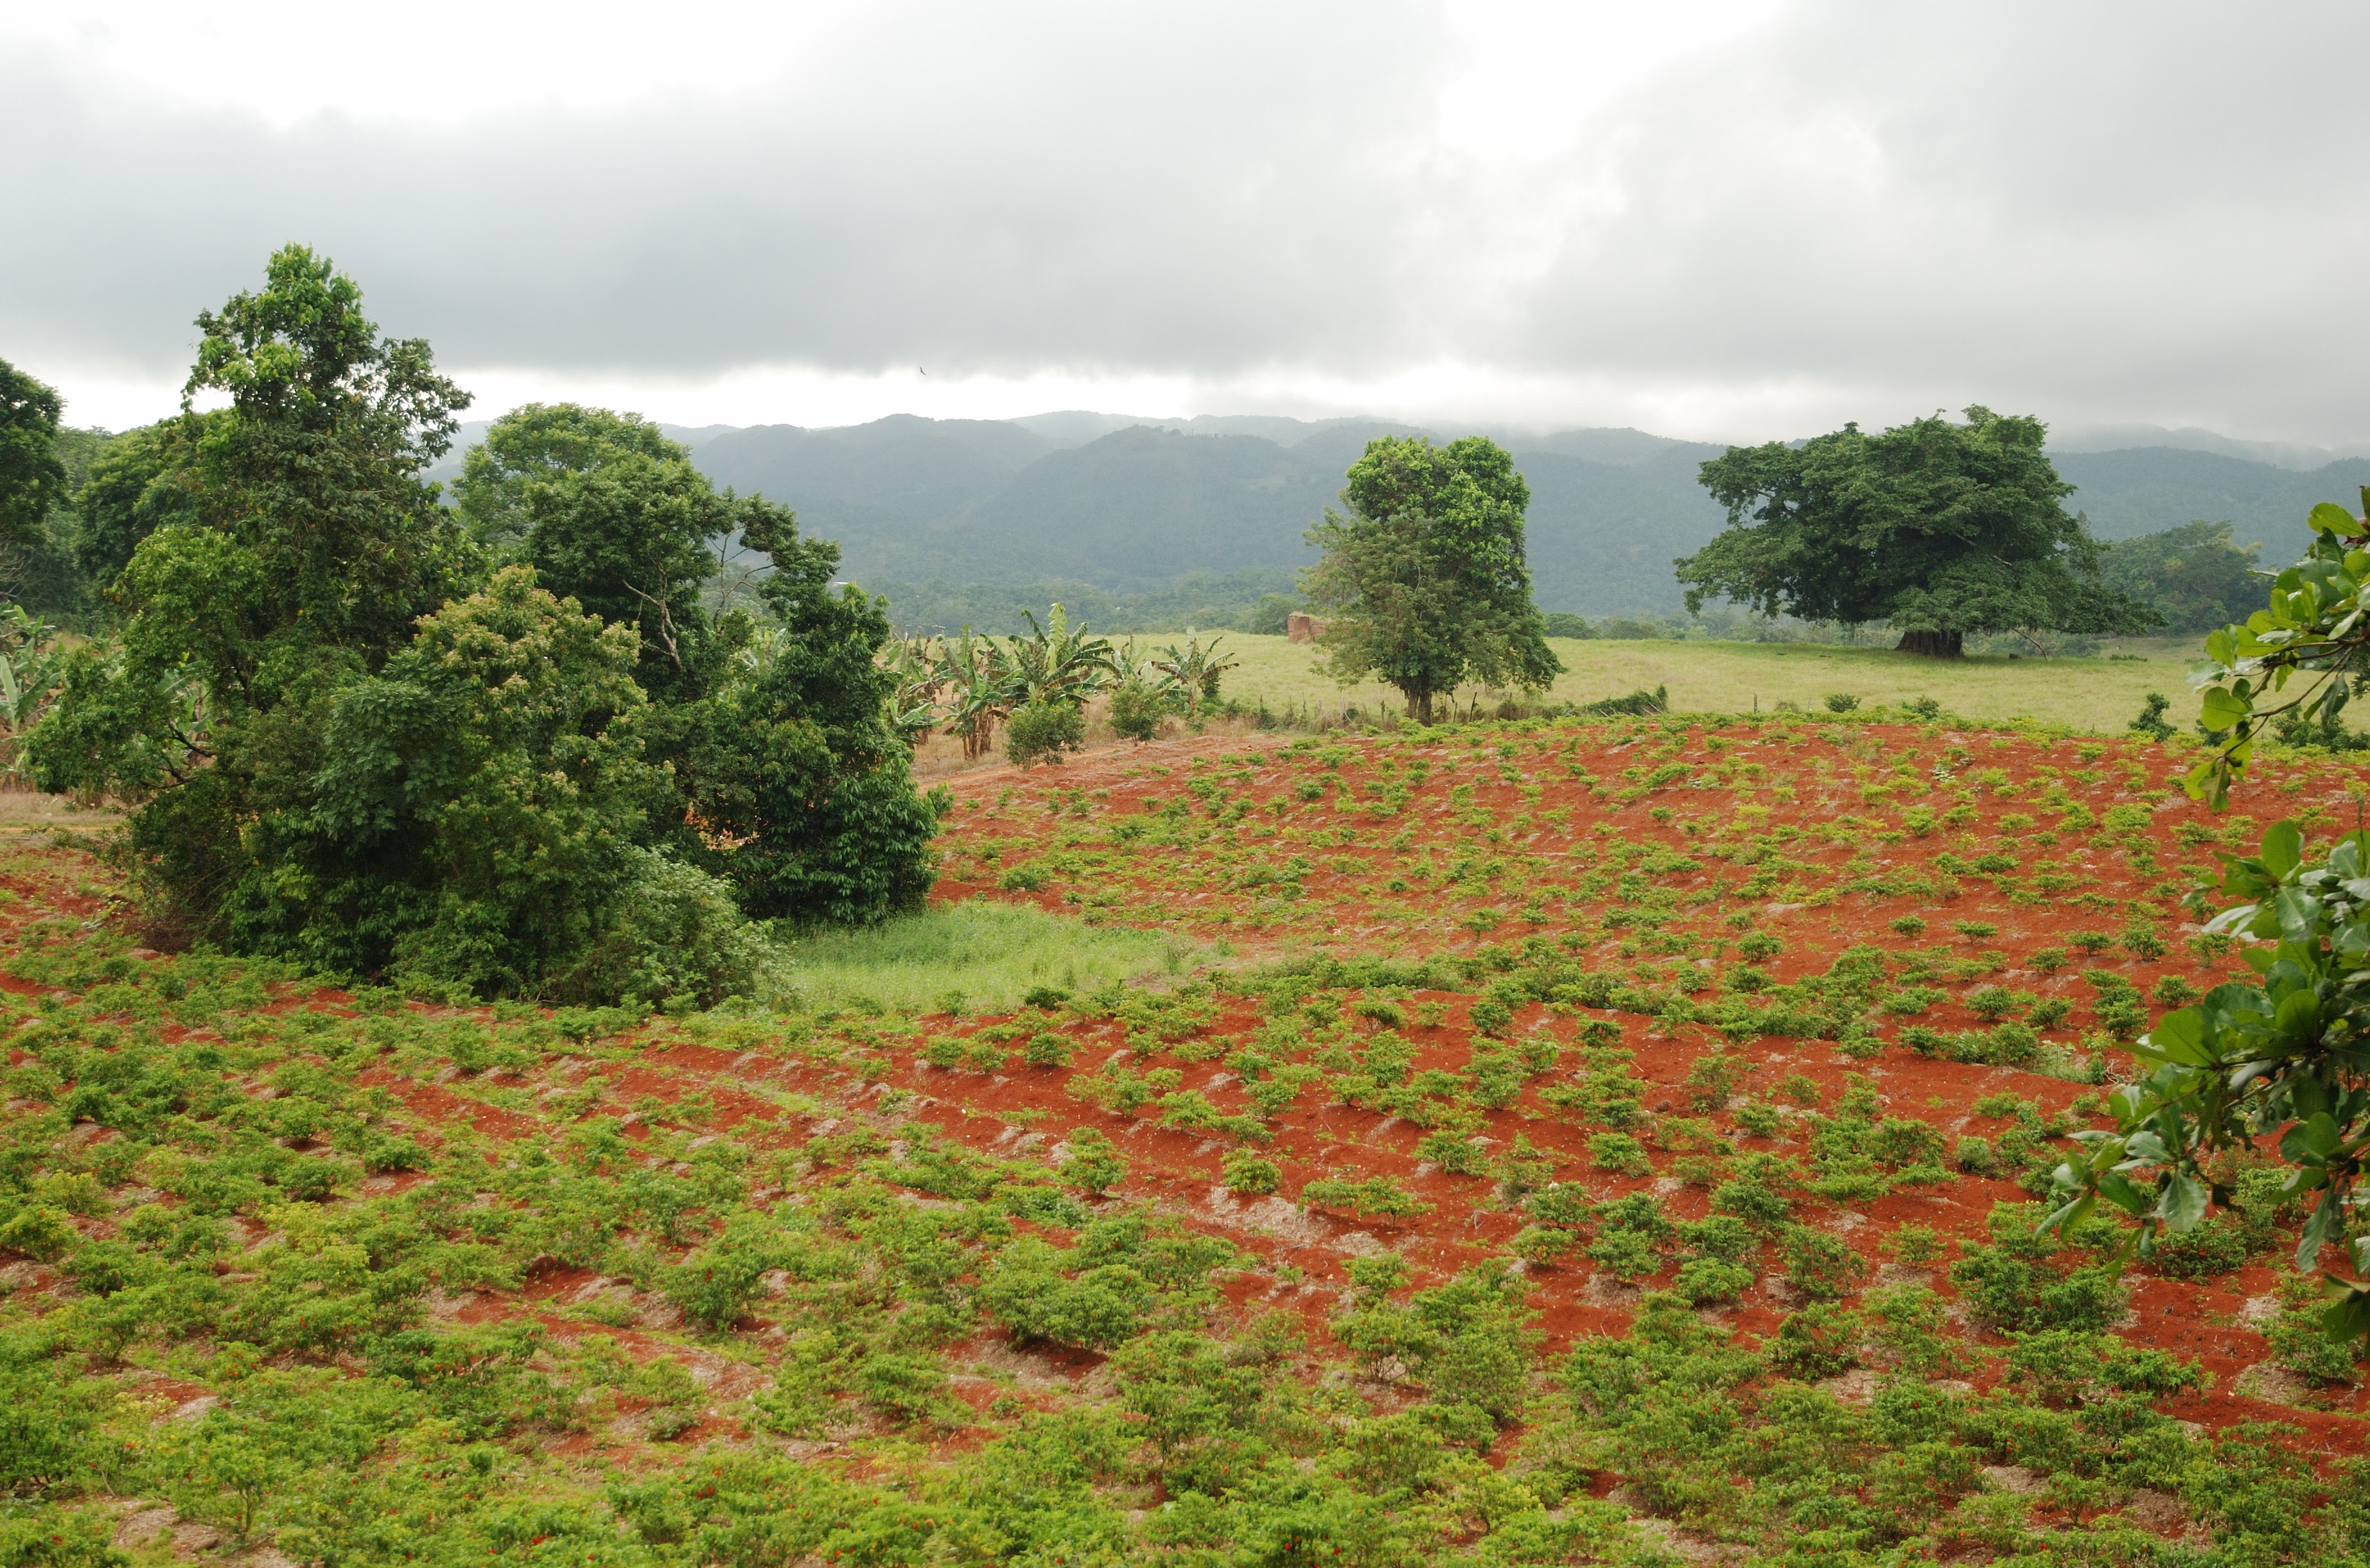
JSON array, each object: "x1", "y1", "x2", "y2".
[
  {"x1": 2302, "y1": 1194, "x2": 2344, "y2": 1269},
  {"x1": 2138, "y1": 1007, "x2": 2213, "y2": 1067},
  {"x1": 2262, "y1": 820, "x2": 2305, "y2": 879},
  {"x1": 2095, "y1": 1171, "x2": 2148, "y2": 1215},
  {"x1": 2184, "y1": 756, "x2": 2231, "y2": 809},
  {"x1": 2042, "y1": 1191, "x2": 2096, "y2": 1235},
  {"x1": 2158, "y1": 1171, "x2": 2209, "y2": 1232},
  {"x1": 2274, "y1": 887, "x2": 2325, "y2": 945},
  {"x1": 2283, "y1": 1111, "x2": 2344, "y2": 1163},
  {"x1": 2310, "y1": 501, "x2": 2363, "y2": 537},
  {"x1": 2321, "y1": 1283, "x2": 2370, "y2": 1345},
  {"x1": 2200, "y1": 687, "x2": 2252, "y2": 731},
  {"x1": 2273, "y1": 986, "x2": 2326, "y2": 1047}
]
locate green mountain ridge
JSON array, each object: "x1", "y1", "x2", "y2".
[{"x1": 432, "y1": 414, "x2": 2370, "y2": 627}]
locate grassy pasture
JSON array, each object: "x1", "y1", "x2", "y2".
[
  {"x1": 1216, "y1": 632, "x2": 2200, "y2": 731},
  {"x1": 762, "y1": 898, "x2": 1203, "y2": 1014}
]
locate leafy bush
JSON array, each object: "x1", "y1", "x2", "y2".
[
  {"x1": 1107, "y1": 679, "x2": 1166, "y2": 742},
  {"x1": 1022, "y1": 1031, "x2": 1075, "y2": 1068},
  {"x1": 1588, "y1": 1133, "x2": 1651, "y2": 1176},
  {"x1": 1949, "y1": 1244, "x2": 2125, "y2": 1332},
  {"x1": 1523, "y1": 1184, "x2": 1593, "y2": 1231},
  {"x1": 1058, "y1": 1129, "x2": 1128, "y2": 1196},
  {"x1": 1733, "y1": 1100, "x2": 1784, "y2": 1138},
  {"x1": 1769, "y1": 1304, "x2": 1861, "y2": 1379},
  {"x1": 668, "y1": 1232, "x2": 777, "y2": 1336},
  {"x1": 549, "y1": 848, "x2": 763, "y2": 1009},
  {"x1": 982, "y1": 1240, "x2": 1152, "y2": 1349},
  {"x1": 1672, "y1": 1257, "x2": 1754, "y2": 1305},
  {"x1": 1299, "y1": 1175, "x2": 1431, "y2": 1219},
  {"x1": 0, "y1": 1203, "x2": 75, "y2": 1262},
  {"x1": 1777, "y1": 1224, "x2": 1870, "y2": 1299},
  {"x1": 2003, "y1": 1329, "x2": 2200, "y2": 1406},
  {"x1": 1219, "y1": 1151, "x2": 1280, "y2": 1194},
  {"x1": 1006, "y1": 700, "x2": 1087, "y2": 767}
]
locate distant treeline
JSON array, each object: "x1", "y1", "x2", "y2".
[
  {"x1": 867, "y1": 570, "x2": 1301, "y2": 636},
  {"x1": 865, "y1": 519, "x2": 2264, "y2": 649},
  {"x1": 22, "y1": 406, "x2": 2269, "y2": 655}
]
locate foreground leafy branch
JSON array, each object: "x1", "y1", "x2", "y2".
[
  {"x1": 2185, "y1": 487, "x2": 2370, "y2": 808},
  {"x1": 2055, "y1": 487, "x2": 2370, "y2": 1346}
]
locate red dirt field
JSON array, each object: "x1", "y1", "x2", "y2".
[
  {"x1": 10, "y1": 711, "x2": 2370, "y2": 1564},
  {"x1": 910, "y1": 719, "x2": 2370, "y2": 1434}
]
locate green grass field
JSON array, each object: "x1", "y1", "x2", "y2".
[
  {"x1": 761, "y1": 899, "x2": 1204, "y2": 1015},
  {"x1": 1215, "y1": 632, "x2": 2202, "y2": 733}
]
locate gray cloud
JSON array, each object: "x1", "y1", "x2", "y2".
[{"x1": 6, "y1": 1, "x2": 2369, "y2": 444}]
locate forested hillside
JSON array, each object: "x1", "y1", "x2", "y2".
[
  {"x1": 2051, "y1": 448, "x2": 2370, "y2": 544},
  {"x1": 433, "y1": 415, "x2": 2360, "y2": 628}
]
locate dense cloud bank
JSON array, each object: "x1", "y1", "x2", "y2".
[{"x1": 7, "y1": 2, "x2": 2370, "y2": 443}]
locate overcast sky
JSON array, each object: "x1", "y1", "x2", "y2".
[{"x1": 6, "y1": 1, "x2": 2367, "y2": 448}]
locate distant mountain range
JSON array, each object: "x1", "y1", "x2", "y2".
[{"x1": 433, "y1": 412, "x2": 2370, "y2": 625}]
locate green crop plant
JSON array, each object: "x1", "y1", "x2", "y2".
[
  {"x1": 1587, "y1": 1132, "x2": 1652, "y2": 1176},
  {"x1": 1218, "y1": 1150, "x2": 1281, "y2": 1195},
  {"x1": 1299, "y1": 1174, "x2": 1432, "y2": 1220}
]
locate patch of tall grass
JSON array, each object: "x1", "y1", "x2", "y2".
[{"x1": 760, "y1": 898, "x2": 1204, "y2": 1016}]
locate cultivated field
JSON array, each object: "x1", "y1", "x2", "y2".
[
  {"x1": 7, "y1": 710, "x2": 2370, "y2": 1564},
  {"x1": 1219, "y1": 633, "x2": 2202, "y2": 731}
]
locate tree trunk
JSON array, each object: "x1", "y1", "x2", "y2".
[
  {"x1": 1895, "y1": 629, "x2": 1963, "y2": 658},
  {"x1": 1406, "y1": 688, "x2": 1434, "y2": 725}
]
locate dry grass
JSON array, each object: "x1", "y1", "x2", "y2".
[
  {"x1": 1218, "y1": 632, "x2": 2200, "y2": 733},
  {"x1": 0, "y1": 785, "x2": 123, "y2": 834}
]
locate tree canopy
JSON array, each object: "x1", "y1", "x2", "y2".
[
  {"x1": 1677, "y1": 407, "x2": 2157, "y2": 656},
  {"x1": 2095, "y1": 519, "x2": 2266, "y2": 636},
  {"x1": 1301, "y1": 435, "x2": 1559, "y2": 722},
  {"x1": 24, "y1": 250, "x2": 940, "y2": 1002},
  {"x1": 73, "y1": 415, "x2": 210, "y2": 591},
  {"x1": 453, "y1": 401, "x2": 686, "y2": 554},
  {"x1": 0, "y1": 358, "x2": 67, "y2": 573}
]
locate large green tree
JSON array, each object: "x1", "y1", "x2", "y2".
[
  {"x1": 1301, "y1": 435, "x2": 1559, "y2": 723},
  {"x1": 28, "y1": 245, "x2": 482, "y2": 947},
  {"x1": 247, "y1": 566, "x2": 683, "y2": 992},
  {"x1": 0, "y1": 358, "x2": 67, "y2": 569},
  {"x1": 1678, "y1": 407, "x2": 2156, "y2": 656},
  {"x1": 30, "y1": 251, "x2": 938, "y2": 992},
  {"x1": 0, "y1": 357, "x2": 91, "y2": 612},
  {"x1": 75, "y1": 417, "x2": 212, "y2": 591},
  {"x1": 2095, "y1": 519, "x2": 2265, "y2": 637},
  {"x1": 453, "y1": 402, "x2": 685, "y2": 555},
  {"x1": 679, "y1": 501, "x2": 944, "y2": 924},
  {"x1": 457, "y1": 402, "x2": 943, "y2": 927}
]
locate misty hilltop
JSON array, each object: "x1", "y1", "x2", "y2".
[{"x1": 436, "y1": 412, "x2": 2370, "y2": 629}]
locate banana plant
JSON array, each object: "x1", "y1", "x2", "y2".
[
  {"x1": 933, "y1": 629, "x2": 1012, "y2": 760},
  {"x1": 1001, "y1": 604, "x2": 1114, "y2": 710},
  {"x1": 0, "y1": 605, "x2": 61, "y2": 777},
  {"x1": 1151, "y1": 627, "x2": 1239, "y2": 724},
  {"x1": 882, "y1": 634, "x2": 944, "y2": 747},
  {"x1": 735, "y1": 624, "x2": 789, "y2": 679},
  {"x1": 1109, "y1": 636, "x2": 1158, "y2": 689}
]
